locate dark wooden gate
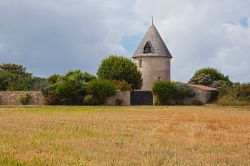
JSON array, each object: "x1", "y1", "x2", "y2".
[{"x1": 130, "y1": 91, "x2": 153, "y2": 105}]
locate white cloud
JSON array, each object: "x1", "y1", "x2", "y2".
[{"x1": 133, "y1": 0, "x2": 250, "y2": 82}]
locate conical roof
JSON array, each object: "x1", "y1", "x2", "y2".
[{"x1": 133, "y1": 24, "x2": 172, "y2": 58}]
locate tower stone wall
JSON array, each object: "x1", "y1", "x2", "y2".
[{"x1": 134, "y1": 56, "x2": 171, "y2": 90}]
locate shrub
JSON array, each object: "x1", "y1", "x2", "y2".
[
  {"x1": 153, "y1": 81, "x2": 195, "y2": 105},
  {"x1": 152, "y1": 81, "x2": 175, "y2": 105},
  {"x1": 42, "y1": 85, "x2": 60, "y2": 105},
  {"x1": 217, "y1": 95, "x2": 248, "y2": 106},
  {"x1": 113, "y1": 80, "x2": 131, "y2": 91},
  {"x1": 189, "y1": 67, "x2": 232, "y2": 87},
  {"x1": 234, "y1": 83, "x2": 250, "y2": 101},
  {"x1": 189, "y1": 73, "x2": 213, "y2": 86},
  {"x1": 97, "y1": 55, "x2": 142, "y2": 89},
  {"x1": 217, "y1": 83, "x2": 250, "y2": 106},
  {"x1": 20, "y1": 93, "x2": 31, "y2": 105},
  {"x1": 42, "y1": 70, "x2": 94, "y2": 105},
  {"x1": 115, "y1": 98, "x2": 123, "y2": 106},
  {"x1": 47, "y1": 74, "x2": 63, "y2": 84},
  {"x1": 87, "y1": 79, "x2": 116, "y2": 105}
]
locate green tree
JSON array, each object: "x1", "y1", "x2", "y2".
[
  {"x1": 0, "y1": 63, "x2": 31, "y2": 76},
  {"x1": 0, "y1": 72, "x2": 15, "y2": 90},
  {"x1": 31, "y1": 77, "x2": 50, "y2": 91},
  {"x1": 65, "y1": 70, "x2": 96, "y2": 83},
  {"x1": 97, "y1": 55, "x2": 142, "y2": 89},
  {"x1": 0, "y1": 63, "x2": 33, "y2": 91}
]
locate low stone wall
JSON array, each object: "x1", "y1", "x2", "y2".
[
  {"x1": 105, "y1": 91, "x2": 131, "y2": 106},
  {"x1": 153, "y1": 84, "x2": 218, "y2": 105},
  {"x1": 0, "y1": 91, "x2": 45, "y2": 105},
  {"x1": 0, "y1": 85, "x2": 218, "y2": 106}
]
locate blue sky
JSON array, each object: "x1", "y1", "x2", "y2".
[{"x1": 0, "y1": 0, "x2": 250, "y2": 83}]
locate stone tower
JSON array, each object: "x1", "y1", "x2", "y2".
[{"x1": 133, "y1": 23, "x2": 172, "y2": 91}]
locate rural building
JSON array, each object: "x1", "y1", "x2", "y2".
[{"x1": 133, "y1": 22, "x2": 172, "y2": 91}]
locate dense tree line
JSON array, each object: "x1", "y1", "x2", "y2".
[
  {"x1": 1, "y1": 57, "x2": 249, "y2": 106},
  {"x1": 0, "y1": 55, "x2": 140, "y2": 105}
]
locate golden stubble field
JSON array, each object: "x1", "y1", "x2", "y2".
[{"x1": 0, "y1": 106, "x2": 249, "y2": 166}]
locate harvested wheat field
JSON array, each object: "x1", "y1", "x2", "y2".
[{"x1": 0, "y1": 106, "x2": 249, "y2": 166}]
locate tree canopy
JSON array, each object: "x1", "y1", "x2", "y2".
[
  {"x1": 97, "y1": 55, "x2": 142, "y2": 89},
  {"x1": 0, "y1": 63, "x2": 34, "y2": 90}
]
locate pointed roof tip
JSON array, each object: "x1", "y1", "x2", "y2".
[
  {"x1": 133, "y1": 23, "x2": 172, "y2": 58},
  {"x1": 152, "y1": 16, "x2": 154, "y2": 25}
]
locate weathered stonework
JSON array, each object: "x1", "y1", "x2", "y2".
[
  {"x1": 0, "y1": 91, "x2": 45, "y2": 105},
  {"x1": 134, "y1": 56, "x2": 170, "y2": 91},
  {"x1": 187, "y1": 84, "x2": 218, "y2": 104},
  {"x1": 105, "y1": 91, "x2": 131, "y2": 106}
]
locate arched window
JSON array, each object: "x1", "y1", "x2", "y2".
[{"x1": 143, "y1": 42, "x2": 153, "y2": 54}]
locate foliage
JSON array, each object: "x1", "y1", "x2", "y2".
[
  {"x1": 0, "y1": 63, "x2": 36, "y2": 91},
  {"x1": 20, "y1": 93, "x2": 31, "y2": 105},
  {"x1": 47, "y1": 74, "x2": 63, "y2": 84},
  {"x1": 234, "y1": 83, "x2": 250, "y2": 101},
  {"x1": 97, "y1": 55, "x2": 142, "y2": 89},
  {"x1": 113, "y1": 80, "x2": 131, "y2": 91},
  {"x1": 42, "y1": 70, "x2": 96, "y2": 105},
  {"x1": 43, "y1": 80, "x2": 86, "y2": 105},
  {"x1": 189, "y1": 67, "x2": 232, "y2": 88},
  {"x1": 217, "y1": 83, "x2": 250, "y2": 106},
  {"x1": 31, "y1": 77, "x2": 50, "y2": 91},
  {"x1": 86, "y1": 79, "x2": 116, "y2": 105},
  {"x1": 7, "y1": 76, "x2": 33, "y2": 91},
  {"x1": 0, "y1": 72, "x2": 15, "y2": 90},
  {"x1": 83, "y1": 95, "x2": 98, "y2": 106},
  {"x1": 217, "y1": 95, "x2": 249, "y2": 106},
  {"x1": 153, "y1": 81, "x2": 195, "y2": 105},
  {"x1": 0, "y1": 63, "x2": 31, "y2": 77},
  {"x1": 65, "y1": 70, "x2": 96, "y2": 83},
  {"x1": 152, "y1": 81, "x2": 175, "y2": 105}
]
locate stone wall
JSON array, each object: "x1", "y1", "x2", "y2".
[
  {"x1": 0, "y1": 91, "x2": 45, "y2": 105},
  {"x1": 153, "y1": 84, "x2": 218, "y2": 105},
  {"x1": 0, "y1": 85, "x2": 217, "y2": 106},
  {"x1": 105, "y1": 91, "x2": 131, "y2": 106},
  {"x1": 187, "y1": 84, "x2": 218, "y2": 104}
]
